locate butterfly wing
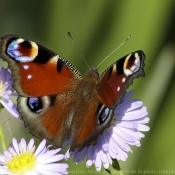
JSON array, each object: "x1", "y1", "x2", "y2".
[
  {"x1": 0, "y1": 35, "x2": 82, "y2": 147},
  {"x1": 0, "y1": 35, "x2": 82, "y2": 97},
  {"x1": 18, "y1": 93, "x2": 77, "y2": 148},
  {"x1": 69, "y1": 51, "x2": 145, "y2": 151},
  {"x1": 97, "y1": 50, "x2": 145, "y2": 107}
]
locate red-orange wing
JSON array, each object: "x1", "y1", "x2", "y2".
[
  {"x1": 0, "y1": 35, "x2": 83, "y2": 148},
  {"x1": 0, "y1": 35, "x2": 82, "y2": 97},
  {"x1": 97, "y1": 51, "x2": 145, "y2": 107}
]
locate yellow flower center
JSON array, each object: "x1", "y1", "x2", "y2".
[
  {"x1": 5, "y1": 151, "x2": 37, "y2": 175},
  {"x1": 0, "y1": 81, "x2": 3, "y2": 95}
]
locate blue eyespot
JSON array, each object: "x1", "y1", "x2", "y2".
[{"x1": 27, "y1": 97, "x2": 42, "y2": 113}]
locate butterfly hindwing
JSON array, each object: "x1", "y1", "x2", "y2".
[{"x1": 18, "y1": 93, "x2": 76, "y2": 148}]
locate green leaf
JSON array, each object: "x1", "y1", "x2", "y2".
[
  {"x1": 105, "y1": 168, "x2": 111, "y2": 174},
  {"x1": 112, "y1": 159, "x2": 121, "y2": 171},
  {"x1": 0, "y1": 125, "x2": 7, "y2": 151},
  {"x1": 0, "y1": 103, "x2": 4, "y2": 112}
]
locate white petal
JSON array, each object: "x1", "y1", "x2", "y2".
[
  {"x1": 119, "y1": 127, "x2": 141, "y2": 140},
  {"x1": 116, "y1": 121, "x2": 138, "y2": 129},
  {"x1": 107, "y1": 153, "x2": 112, "y2": 164},
  {"x1": 12, "y1": 138, "x2": 19, "y2": 154},
  {"x1": 20, "y1": 138, "x2": 27, "y2": 152},
  {"x1": 112, "y1": 126, "x2": 135, "y2": 142},
  {"x1": 34, "y1": 139, "x2": 46, "y2": 156},
  {"x1": 8, "y1": 147, "x2": 17, "y2": 156},
  {"x1": 94, "y1": 149, "x2": 102, "y2": 171},
  {"x1": 103, "y1": 157, "x2": 109, "y2": 169},
  {"x1": 38, "y1": 154, "x2": 64, "y2": 164},
  {"x1": 3, "y1": 151, "x2": 12, "y2": 160},
  {"x1": 27, "y1": 139, "x2": 35, "y2": 151},
  {"x1": 108, "y1": 148, "x2": 117, "y2": 159},
  {"x1": 117, "y1": 109, "x2": 147, "y2": 120},
  {"x1": 138, "y1": 124, "x2": 150, "y2": 131}
]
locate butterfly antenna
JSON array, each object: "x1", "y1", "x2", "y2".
[
  {"x1": 68, "y1": 32, "x2": 91, "y2": 70},
  {"x1": 97, "y1": 35, "x2": 132, "y2": 68}
]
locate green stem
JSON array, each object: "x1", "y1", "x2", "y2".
[
  {"x1": 118, "y1": 170, "x2": 124, "y2": 175},
  {"x1": 0, "y1": 126, "x2": 7, "y2": 151}
]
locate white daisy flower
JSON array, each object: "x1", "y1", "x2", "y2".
[
  {"x1": 65, "y1": 90, "x2": 149, "y2": 171},
  {"x1": 0, "y1": 67, "x2": 19, "y2": 118},
  {"x1": 0, "y1": 138, "x2": 68, "y2": 175}
]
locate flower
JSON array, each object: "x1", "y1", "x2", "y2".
[
  {"x1": 0, "y1": 138, "x2": 68, "y2": 175},
  {"x1": 0, "y1": 67, "x2": 19, "y2": 118},
  {"x1": 65, "y1": 90, "x2": 149, "y2": 171}
]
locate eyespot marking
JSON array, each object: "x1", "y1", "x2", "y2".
[
  {"x1": 124, "y1": 53, "x2": 141, "y2": 76},
  {"x1": 27, "y1": 97, "x2": 42, "y2": 113},
  {"x1": 98, "y1": 107, "x2": 110, "y2": 125},
  {"x1": 7, "y1": 39, "x2": 38, "y2": 62}
]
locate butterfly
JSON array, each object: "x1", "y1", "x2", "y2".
[{"x1": 0, "y1": 35, "x2": 145, "y2": 151}]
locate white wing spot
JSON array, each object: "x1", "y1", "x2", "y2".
[
  {"x1": 49, "y1": 55, "x2": 58, "y2": 63},
  {"x1": 27, "y1": 75, "x2": 32, "y2": 79},
  {"x1": 122, "y1": 77, "x2": 126, "y2": 83},
  {"x1": 133, "y1": 55, "x2": 140, "y2": 72},
  {"x1": 135, "y1": 55, "x2": 140, "y2": 65},
  {"x1": 124, "y1": 69, "x2": 132, "y2": 76},
  {"x1": 117, "y1": 87, "x2": 120, "y2": 91},
  {"x1": 113, "y1": 64, "x2": 117, "y2": 72},
  {"x1": 23, "y1": 65, "x2": 29, "y2": 70},
  {"x1": 130, "y1": 65, "x2": 137, "y2": 72}
]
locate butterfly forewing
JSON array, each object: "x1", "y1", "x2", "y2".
[
  {"x1": 97, "y1": 51, "x2": 145, "y2": 108},
  {"x1": 0, "y1": 35, "x2": 82, "y2": 97}
]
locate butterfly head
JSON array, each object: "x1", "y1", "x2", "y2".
[{"x1": 88, "y1": 66, "x2": 100, "y2": 80}]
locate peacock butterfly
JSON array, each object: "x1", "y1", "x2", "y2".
[{"x1": 0, "y1": 35, "x2": 145, "y2": 151}]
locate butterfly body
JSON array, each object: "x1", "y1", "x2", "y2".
[{"x1": 0, "y1": 35, "x2": 145, "y2": 151}]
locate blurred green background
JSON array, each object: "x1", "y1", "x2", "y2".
[{"x1": 0, "y1": 0, "x2": 175, "y2": 175}]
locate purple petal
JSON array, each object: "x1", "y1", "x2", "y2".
[
  {"x1": 86, "y1": 145, "x2": 94, "y2": 167},
  {"x1": 0, "y1": 99, "x2": 19, "y2": 118},
  {"x1": 99, "y1": 132, "x2": 109, "y2": 151}
]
